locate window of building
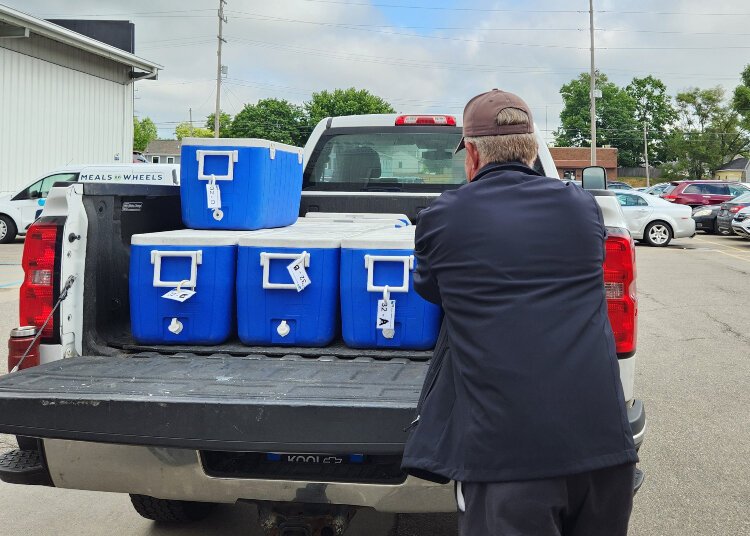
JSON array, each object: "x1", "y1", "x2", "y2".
[
  {"x1": 167, "y1": 157, "x2": 175, "y2": 164},
  {"x1": 563, "y1": 169, "x2": 577, "y2": 180},
  {"x1": 152, "y1": 156, "x2": 160, "y2": 163}
]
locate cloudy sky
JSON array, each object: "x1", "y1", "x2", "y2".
[{"x1": 8, "y1": 0, "x2": 750, "y2": 141}]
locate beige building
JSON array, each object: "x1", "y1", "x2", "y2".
[
  {"x1": 714, "y1": 158, "x2": 749, "y2": 181},
  {"x1": 549, "y1": 147, "x2": 619, "y2": 180}
]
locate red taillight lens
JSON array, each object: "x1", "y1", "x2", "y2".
[
  {"x1": 20, "y1": 223, "x2": 58, "y2": 339},
  {"x1": 395, "y1": 115, "x2": 456, "y2": 126},
  {"x1": 730, "y1": 205, "x2": 744, "y2": 213},
  {"x1": 604, "y1": 227, "x2": 637, "y2": 356}
]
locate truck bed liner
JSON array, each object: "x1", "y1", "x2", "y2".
[{"x1": 0, "y1": 354, "x2": 427, "y2": 454}]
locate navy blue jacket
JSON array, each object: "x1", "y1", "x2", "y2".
[{"x1": 401, "y1": 162, "x2": 638, "y2": 483}]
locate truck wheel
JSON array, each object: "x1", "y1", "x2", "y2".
[
  {"x1": 0, "y1": 215, "x2": 17, "y2": 244},
  {"x1": 390, "y1": 513, "x2": 458, "y2": 536},
  {"x1": 129, "y1": 494, "x2": 216, "y2": 523}
]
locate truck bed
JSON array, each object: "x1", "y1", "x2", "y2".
[{"x1": 0, "y1": 352, "x2": 427, "y2": 454}]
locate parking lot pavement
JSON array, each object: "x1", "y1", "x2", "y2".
[{"x1": 1, "y1": 235, "x2": 749, "y2": 535}]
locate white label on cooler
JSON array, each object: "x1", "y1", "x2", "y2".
[
  {"x1": 206, "y1": 182, "x2": 222, "y2": 209},
  {"x1": 376, "y1": 299, "x2": 396, "y2": 330},
  {"x1": 287, "y1": 256, "x2": 311, "y2": 292},
  {"x1": 162, "y1": 288, "x2": 196, "y2": 302}
]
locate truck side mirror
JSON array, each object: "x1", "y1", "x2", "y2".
[{"x1": 581, "y1": 166, "x2": 607, "y2": 190}]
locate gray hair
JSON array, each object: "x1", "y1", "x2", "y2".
[{"x1": 464, "y1": 108, "x2": 538, "y2": 167}]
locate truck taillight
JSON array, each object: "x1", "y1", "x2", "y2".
[
  {"x1": 395, "y1": 115, "x2": 456, "y2": 126},
  {"x1": 604, "y1": 227, "x2": 637, "y2": 357},
  {"x1": 20, "y1": 222, "x2": 59, "y2": 340}
]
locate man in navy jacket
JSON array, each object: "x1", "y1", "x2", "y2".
[{"x1": 401, "y1": 90, "x2": 638, "y2": 535}]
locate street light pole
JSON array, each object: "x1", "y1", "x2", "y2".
[
  {"x1": 589, "y1": 0, "x2": 597, "y2": 165},
  {"x1": 214, "y1": 0, "x2": 227, "y2": 138}
]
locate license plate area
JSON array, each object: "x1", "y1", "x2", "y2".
[{"x1": 200, "y1": 451, "x2": 407, "y2": 484}]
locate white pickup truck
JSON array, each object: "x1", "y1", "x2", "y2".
[{"x1": 0, "y1": 114, "x2": 645, "y2": 535}]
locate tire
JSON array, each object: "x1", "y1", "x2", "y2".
[
  {"x1": 129, "y1": 494, "x2": 216, "y2": 523},
  {"x1": 390, "y1": 513, "x2": 458, "y2": 536},
  {"x1": 644, "y1": 221, "x2": 672, "y2": 247},
  {"x1": 0, "y1": 215, "x2": 17, "y2": 244}
]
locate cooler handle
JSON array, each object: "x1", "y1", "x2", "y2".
[
  {"x1": 260, "y1": 251, "x2": 310, "y2": 290},
  {"x1": 364, "y1": 255, "x2": 414, "y2": 293},
  {"x1": 151, "y1": 250, "x2": 203, "y2": 288},
  {"x1": 196, "y1": 150, "x2": 239, "y2": 181}
]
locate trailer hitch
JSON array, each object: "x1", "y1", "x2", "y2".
[{"x1": 258, "y1": 504, "x2": 354, "y2": 536}]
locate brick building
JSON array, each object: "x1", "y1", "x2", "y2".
[{"x1": 549, "y1": 147, "x2": 618, "y2": 180}]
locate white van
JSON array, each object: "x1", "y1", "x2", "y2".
[{"x1": 0, "y1": 164, "x2": 179, "y2": 243}]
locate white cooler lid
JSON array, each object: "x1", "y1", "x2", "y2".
[
  {"x1": 303, "y1": 212, "x2": 411, "y2": 226},
  {"x1": 340, "y1": 226, "x2": 416, "y2": 250},
  {"x1": 238, "y1": 222, "x2": 384, "y2": 248},
  {"x1": 181, "y1": 137, "x2": 302, "y2": 156},
  {"x1": 131, "y1": 229, "x2": 243, "y2": 246}
]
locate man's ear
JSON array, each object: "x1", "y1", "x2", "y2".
[{"x1": 465, "y1": 141, "x2": 481, "y2": 181}]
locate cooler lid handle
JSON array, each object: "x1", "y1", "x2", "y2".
[
  {"x1": 150, "y1": 250, "x2": 203, "y2": 289},
  {"x1": 364, "y1": 254, "x2": 414, "y2": 293},
  {"x1": 196, "y1": 150, "x2": 239, "y2": 181},
  {"x1": 260, "y1": 251, "x2": 310, "y2": 290}
]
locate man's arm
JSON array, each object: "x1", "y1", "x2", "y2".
[{"x1": 413, "y1": 208, "x2": 442, "y2": 305}]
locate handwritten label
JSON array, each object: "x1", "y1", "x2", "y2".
[
  {"x1": 376, "y1": 299, "x2": 396, "y2": 330},
  {"x1": 162, "y1": 288, "x2": 196, "y2": 302},
  {"x1": 287, "y1": 256, "x2": 311, "y2": 292},
  {"x1": 206, "y1": 183, "x2": 221, "y2": 209}
]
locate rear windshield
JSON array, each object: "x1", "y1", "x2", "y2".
[{"x1": 304, "y1": 127, "x2": 466, "y2": 192}]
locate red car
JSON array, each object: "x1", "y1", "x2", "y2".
[{"x1": 661, "y1": 180, "x2": 749, "y2": 207}]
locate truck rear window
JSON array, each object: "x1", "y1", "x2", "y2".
[{"x1": 304, "y1": 127, "x2": 465, "y2": 192}]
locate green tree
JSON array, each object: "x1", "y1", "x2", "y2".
[
  {"x1": 230, "y1": 98, "x2": 307, "y2": 146},
  {"x1": 305, "y1": 88, "x2": 395, "y2": 128},
  {"x1": 625, "y1": 76, "x2": 677, "y2": 165},
  {"x1": 732, "y1": 64, "x2": 750, "y2": 130},
  {"x1": 554, "y1": 73, "x2": 642, "y2": 167},
  {"x1": 133, "y1": 117, "x2": 157, "y2": 152},
  {"x1": 175, "y1": 122, "x2": 213, "y2": 140},
  {"x1": 663, "y1": 87, "x2": 748, "y2": 179},
  {"x1": 205, "y1": 111, "x2": 233, "y2": 138}
]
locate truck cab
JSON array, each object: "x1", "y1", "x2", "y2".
[{"x1": 0, "y1": 115, "x2": 644, "y2": 536}]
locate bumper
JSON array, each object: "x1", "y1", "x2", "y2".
[
  {"x1": 692, "y1": 214, "x2": 715, "y2": 231},
  {"x1": 717, "y1": 214, "x2": 735, "y2": 232},
  {"x1": 41, "y1": 439, "x2": 456, "y2": 513},
  {"x1": 731, "y1": 222, "x2": 750, "y2": 238}
]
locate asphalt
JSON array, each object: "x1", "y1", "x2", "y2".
[{"x1": 0, "y1": 234, "x2": 749, "y2": 535}]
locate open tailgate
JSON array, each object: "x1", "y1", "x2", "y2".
[{"x1": 0, "y1": 355, "x2": 425, "y2": 454}]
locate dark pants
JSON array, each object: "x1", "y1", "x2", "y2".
[{"x1": 458, "y1": 463, "x2": 635, "y2": 536}]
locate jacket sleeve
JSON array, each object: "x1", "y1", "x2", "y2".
[{"x1": 413, "y1": 207, "x2": 442, "y2": 305}]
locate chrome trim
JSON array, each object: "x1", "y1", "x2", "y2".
[{"x1": 43, "y1": 439, "x2": 455, "y2": 513}]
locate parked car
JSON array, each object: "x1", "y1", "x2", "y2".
[
  {"x1": 661, "y1": 180, "x2": 749, "y2": 207},
  {"x1": 730, "y1": 206, "x2": 750, "y2": 239},
  {"x1": 642, "y1": 182, "x2": 672, "y2": 196},
  {"x1": 0, "y1": 164, "x2": 179, "y2": 243},
  {"x1": 692, "y1": 205, "x2": 723, "y2": 234},
  {"x1": 715, "y1": 192, "x2": 750, "y2": 234},
  {"x1": 613, "y1": 189, "x2": 696, "y2": 247},
  {"x1": 608, "y1": 181, "x2": 633, "y2": 190}
]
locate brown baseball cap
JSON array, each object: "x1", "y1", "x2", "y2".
[{"x1": 455, "y1": 89, "x2": 534, "y2": 153}]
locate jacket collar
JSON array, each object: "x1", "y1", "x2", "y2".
[{"x1": 471, "y1": 161, "x2": 543, "y2": 183}]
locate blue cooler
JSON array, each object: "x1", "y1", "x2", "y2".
[
  {"x1": 130, "y1": 230, "x2": 240, "y2": 344},
  {"x1": 180, "y1": 138, "x2": 303, "y2": 230},
  {"x1": 340, "y1": 226, "x2": 442, "y2": 349},
  {"x1": 236, "y1": 223, "x2": 382, "y2": 347}
]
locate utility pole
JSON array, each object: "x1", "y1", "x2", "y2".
[
  {"x1": 189, "y1": 107, "x2": 194, "y2": 136},
  {"x1": 589, "y1": 0, "x2": 597, "y2": 165},
  {"x1": 643, "y1": 121, "x2": 650, "y2": 187},
  {"x1": 214, "y1": 0, "x2": 227, "y2": 138}
]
